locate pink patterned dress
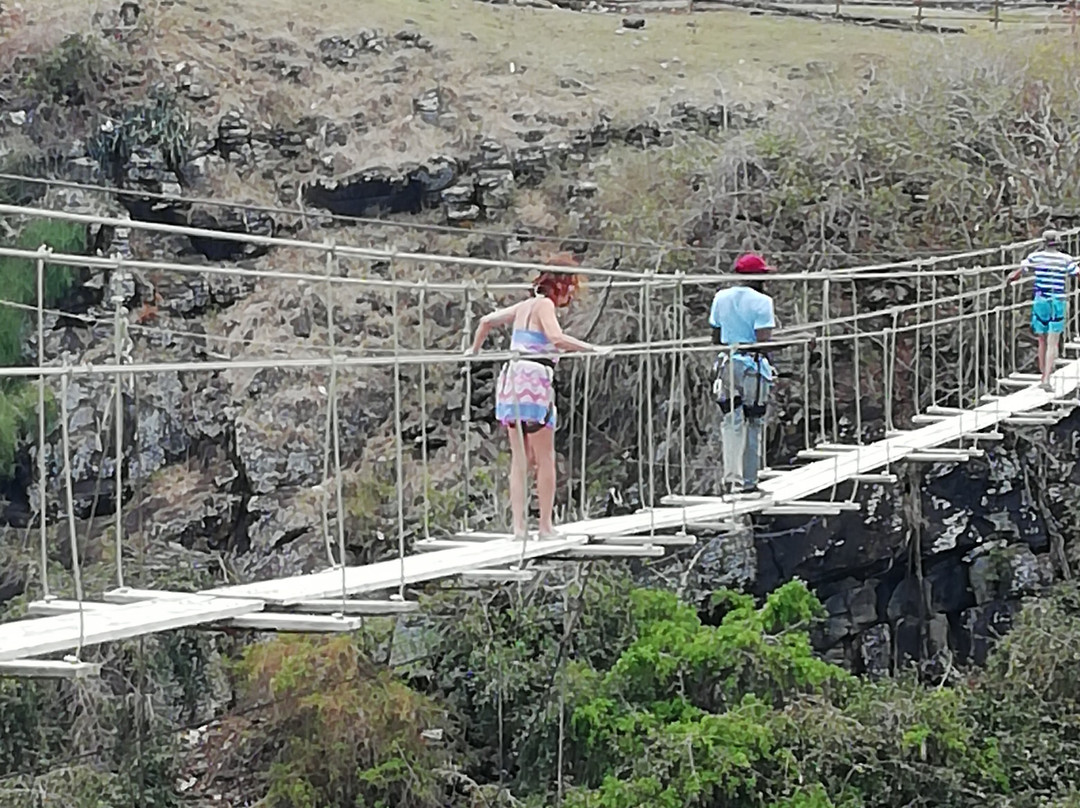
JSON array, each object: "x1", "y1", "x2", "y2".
[{"x1": 495, "y1": 327, "x2": 557, "y2": 431}]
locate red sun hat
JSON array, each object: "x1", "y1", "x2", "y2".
[{"x1": 733, "y1": 253, "x2": 775, "y2": 274}]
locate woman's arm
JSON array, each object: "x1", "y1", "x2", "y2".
[
  {"x1": 468, "y1": 301, "x2": 522, "y2": 353},
  {"x1": 534, "y1": 297, "x2": 601, "y2": 353}
]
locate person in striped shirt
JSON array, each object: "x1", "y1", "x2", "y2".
[{"x1": 1006, "y1": 229, "x2": 1079, "y2": 392}]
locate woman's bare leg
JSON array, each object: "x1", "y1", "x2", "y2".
[
  {"x1": 529, "y1": 427, "x2": 557, "y2": 536},
  {"x1": 507, "y1": 424, "x2": 529, "y2": 537}
]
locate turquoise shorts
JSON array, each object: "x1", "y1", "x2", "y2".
[{"x1": 1032, "y1": 296, "x2": 1066, "y2": 336}]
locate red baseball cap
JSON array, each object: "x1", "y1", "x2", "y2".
[{"x1": 733, "y1": 253, "x2": 775, "y2": 274}]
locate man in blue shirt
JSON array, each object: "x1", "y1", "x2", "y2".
[
  {"x1": 1006, "y1": 229, "x2": 1079, "y2": 392},
  {"x1": 709, "y1": 252, "x2": 776, "y2": 495}
]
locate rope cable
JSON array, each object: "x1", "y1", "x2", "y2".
[
  {"x1": 35, "y1": 248, "x2": 50, "y2": 600},
  {"x1": 461, "y1": 286, "x2": 474, "y2": 531},
  {"x1": 418, "y1": 278, "x2": 431, "y2": 541},
  {"x1": 913, "y1": 267, "x2": 922, "y2": 414},
  {"x1": 391, "y1": 255, "x2": 407, "y2": 599},
  {"x1": 327, "y1": 245, "x2": 349, "y2": 611},
  {"x1": 316, "y1": 256, "x2": 336, "y2": 566},
  {"x1": 958, "y1": 272, "x2": 966, "y2": 411},
  {"x1": 112, "y1": 286, "x2": 126, "y2": 588},
  {"x1": 851, "y1": 281, "x2": 863, "y2": 443},
  {"x1": 58, "y1": 373, "x2": 86, "y2": 657},
  {"x1": 578, "y1": 357, "x2": 592, "y2": 520},
  {"x1": 644, "y1": 260, "x2": 660, "y2": 536}
]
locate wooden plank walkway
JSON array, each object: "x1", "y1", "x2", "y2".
[
  {"x1": 1, "y1": 360, "x2": 1078, "y2": 663},
  {"x1": 0, "y1": 596, "x2": 265, "y2": 663}
]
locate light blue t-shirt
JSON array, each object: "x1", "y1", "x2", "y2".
[{"x1": 709, "y1": 286, "x2": 776, "y2": 379}]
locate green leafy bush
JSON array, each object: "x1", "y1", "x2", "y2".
[
  {"x1": 0, "y1": 216, "x2": 83, "y2": 477},
  {"x1": 223, "y1": 635, "x2": 452, "y2": 808}
]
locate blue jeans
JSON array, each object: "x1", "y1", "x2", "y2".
[{"x1": 713, "y1": 357, "x2": 772, "y2": 489}]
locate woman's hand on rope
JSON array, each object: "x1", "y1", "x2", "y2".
[{"x1": 591, "y1": 344, "x2": 614, "y2": 357}]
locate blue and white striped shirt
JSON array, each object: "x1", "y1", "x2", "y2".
[{"x1": 1021, "y1": 249, "x2": 1079, "y2": 297}]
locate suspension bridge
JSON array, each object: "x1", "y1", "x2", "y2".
[{"x1": 1, "y1": 199, "x2": 1078, "y2": 678}]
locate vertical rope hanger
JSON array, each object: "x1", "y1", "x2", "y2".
[
  {"x1": 963, "y1": 271, "x2": 972, "y2": 412},
  {"x1": 931, "y1": 272, "x2": 939, "y2": 407},
  {"x1": 677, "y1": 273, "x2": 688, "y2": 506},
  {"x1": 644, "y1": 255, "x2": 662, "y2": 537},
  {"x1": 318, "y1": 245, "x2": 338, "y2": 566},
  {"x1": 824, "y1": 278, "x2": 838, "y2": 443},
  {"x1": 461, "y1": 285, "x2": 474, "y2": 532},
  {"x1": 325, "y1": 244, "x2": 349, "y2": 612},
  {"x1": 818, "y1": 279, "x2": 828, "y2": 444},
  {"x1": 973, "y1": 268, "x2": 982, "y2": 409},
  {"x1": 417, "y1": 276, "x2": 431, "y2": 540},
  {"x1": 112, "y1": 282, "x2": 126, "y2": 589},
  {"x1": 565, "y1": 355, "x2": 579, "y2": 520},
  {"x1": 36, "y1": 248, "x2": 50, "y2": 600},
  {"x1": 577, "y1": 356, "x2": 592, "y2": 520},
  {"x1": 913, "y1": 267, "x2": 922, "y2": 413},
  {"x1": 59, "y1": 373, "x2": 85, "y2": 657},
  {"x1": 851, "y1": 280, "x2": 863, "y2": 443},
  {"x1": 390, "y1": 254, "x2": 407, "y2": 599}
]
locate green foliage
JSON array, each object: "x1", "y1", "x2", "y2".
[
  {"x1": 565, "y1": 582, "x2": 847, "y2": 807},
  {"x1": 226, "y1": 635, "x2": 451, "y2": 808},
  {"x1": 24, "y1": 34, "x2": 113, "y2": 106},
  {"x1": 87, "y1": 86, "x2": 192, "y2": 185},
  {"x1": 0, "y1": 216, "x2": 83, "y2": 477},
  {"x1": 429, "y1": 574, "x2": 1080, "y2": 808},
  {"x1": 0, "y1": 679, "x2": 70, "y2": 775}
]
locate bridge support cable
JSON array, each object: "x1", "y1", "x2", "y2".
[
  {"x1": 59, "y1": 373, "x2": 86, "y2": 658},
  {"x1": 418, "y1": 274, "x2": 432, "y2": 541},
  {"x1": 462, "y1": 285, "x2": 474, "y2": 533},
  {"x1": 326, "y1": 242, "x2": 350, "y2": 614},
  {"x1": 914, "y1": 265, "x2": 922, "y2": 418},
  {"x1": 112, "y1": 272, "x2": 127, "y2": 590},
  {"x1": 678, "y1": 272, "x2": 689, "y2": 524},
  {"x1": 391, "y1": 254, "x2": 408, "y2": 600},
  {"x1": 317, "y1": 244, "x2": 337, "y2": 567},
  {"x1": 644, "y1": 262, "x2": 659, "y2": 538},
  {"x1": 36, "y1": 248, "x2": 50, "y2": 602},
  {"x1": 579, "y1": 356, "x2": 593, "y2": 521}
]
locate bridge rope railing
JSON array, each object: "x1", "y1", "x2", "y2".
[{"x1": 5, "y1": 201, "x2": 1080, "y2": 654}]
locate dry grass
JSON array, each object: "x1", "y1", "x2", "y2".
[{"x1": 14, "y1": 0, "x2": 934, "y2": 163}]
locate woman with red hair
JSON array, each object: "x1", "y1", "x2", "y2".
[{"x1": 466, "y1": 253, "x2": 610, "y2": 538}]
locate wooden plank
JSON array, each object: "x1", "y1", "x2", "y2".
[
  {"x1": 27, "y1": 600, "x2": 112, "y2": 617},
  {"x1": 910, "y1": 414, "x2": 949, "y2": 424},
  {"x1": 553, "y1": 544, "x2": 667, "y2": 559},
  {"x1": 30, "y1": 597, "x2": 375, "y2": 630},
  {"x1": 103, "y1": 588, "x2": 192, "y2": 604},
  {"x1": 0, "y1": 596, "x2": 265, "y2": 663},
  {"x1": 208, "y1": 613, "x2": 366, "y2": 632},
  {"x1": 205, "y1": 536, "x2": 588, "y2": 605},
  {"x1": 459, "y1": 569, "x2": 537, "y2": 583},
  {"x1": 31, "y1": 600, "x2": 378, "y2": 630},
  {"x1": 616, "y1": 533, "x2": 697, "y2": 546},
  {"x1": 902, "y1": 447, "x2": 980, "y2": 460},
  {"x1": 0, "y1": 659, "x2": 102, "y2": 679},
  {"x1": 772, "y1": 500, "x2": 860, "y2": 512},
  {"x1": 851, "y1": 473, "x2": 898, "y2": 484},
  {"x1": 283, "y1": 599, "x2": 420, "y2": 615}
]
